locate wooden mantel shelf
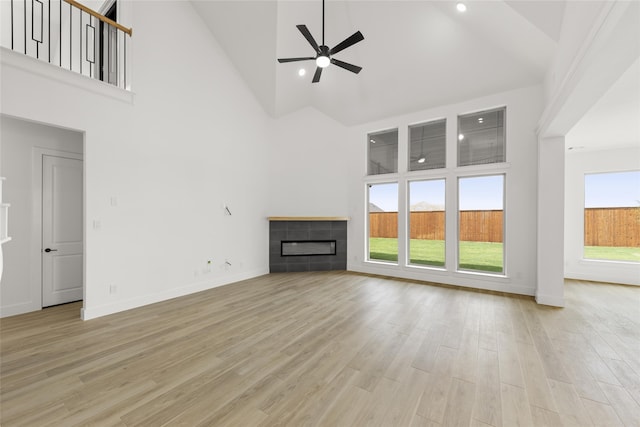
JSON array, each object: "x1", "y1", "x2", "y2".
[{"x1": 268, "y1": 216, "x2": 350, "y2": 221}]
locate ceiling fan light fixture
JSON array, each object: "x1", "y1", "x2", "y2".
[{"x1": 316, "y1": 55, "x2": 330, "y2": 68}]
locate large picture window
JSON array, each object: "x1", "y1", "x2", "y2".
[
  {"x1": 458, "y1": 175, "x2": 504, "y2": 273},
  {"x1": 368, "y1": 129, "x2": 398, "y2": 175},
  {"x1": 408, "y1": 179, "x2": 446, "y2": 267},
  {"x1": 365, "y1": 107, "x2": 509, "y2": 275},
  {"x1": 458, "y1": 107, "x2": 505, "y2": 166},
  {"x1": 584, "y1": 171, "x2": 640, "y2": 262},
  {"x1": 368, "y1": 182, "x2": 398, "y2": 262}
]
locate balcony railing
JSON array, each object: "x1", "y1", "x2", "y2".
[{"x1": 2, "y1": 0, "x2": 132, "y2": 89}]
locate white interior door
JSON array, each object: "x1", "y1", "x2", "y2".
[{"x1": 42, "y1": 155, "x2": 83, "y2": 307}]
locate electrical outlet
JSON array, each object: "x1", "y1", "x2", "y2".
[{"x1": 109, "y1": 284, "x2": 117, "y2": 294}]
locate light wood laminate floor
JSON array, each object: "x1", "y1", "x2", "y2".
[{"x1": 1, "y1": 272, "x2": 639, "y2": 426}]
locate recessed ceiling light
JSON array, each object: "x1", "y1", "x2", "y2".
[
  {"x1": 298, "y1": 68, "x2": 306, "y2": 76},
  {"x1": 456, "y1": 2, "x2": 467, "y2": 12},
  {"x1": 458, "y1": 134, "x2": 464, "y2": 141},
  {"x1": 417, "y1": 157, "x2": 426, "y2": 164}
]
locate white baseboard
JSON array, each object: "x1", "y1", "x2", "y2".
[
  {"x1": 565, "y1": 271, "x2": 640, "y2": 286},
  {"x1": 347, "y1": 264, "x2": 536, "y2": 297},
  {"x1": 0, "y1": 301, "x2": 42, "y2": 318},
  {"x1": 535, "y1": 293, "x2": 565, "y2": 307},
  {"x1": 81, "y1": 268, "x2": 268, "y2": 321}
]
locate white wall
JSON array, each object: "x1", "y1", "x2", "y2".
[
  {"x1": 0, "y1": 1, "x2": 271, "y2": 319},
  {"x1": 345, "y1": 85, "x2": 544, "y2": 296},
  {"x1": 565, "y1": 146, "x2": 640, "y2": 285},
  {"x1": 268, "y1": 107, "x2": 349, "y2": 216},
  {"x1": 0, "y1": 117, "x2": 83, "y2": 316}
]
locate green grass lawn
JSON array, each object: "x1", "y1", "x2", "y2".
[
  {"x1": 584, "y1": 246, "x2": 640, "y2": 262},
  {"x1": 369, "y1": 238, "x2": 503, "y2": 272},
  {"x1": 369, "y1": 239, "x2": 640, "y2": 270}
]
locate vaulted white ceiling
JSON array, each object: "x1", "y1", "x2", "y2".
[{"x1": 191, "y1": 0, "x2": 565, "y2": 125}]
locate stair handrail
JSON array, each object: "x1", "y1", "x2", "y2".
[{"x1": 63, "y1": 0, "x2": 132, "y2": 36}]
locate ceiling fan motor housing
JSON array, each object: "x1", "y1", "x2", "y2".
[{"x1": 318, "y1": 45, "x2": 330, "y2": 58}]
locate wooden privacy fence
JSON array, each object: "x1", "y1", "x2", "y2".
[
  {"x1": 457, "y1": 210, "x2": 503, "y2": 243},
  {"x1": 584, "y1": 207, "x2": 640, "y2": 247},
  {"x1": 370, "y1": 207, "x2": 640, "y2": 246},
  {"x1": 369, "y1": 211, "x2": 503, "y2": 243}
]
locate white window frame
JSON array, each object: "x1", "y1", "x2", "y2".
[
  {"x1": 406, "y1": 177, "x2": 447, "y2": 270},
  {"x1": 456, "y1": 172, "x2": 507, "y2": 276}
]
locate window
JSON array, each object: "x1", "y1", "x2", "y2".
[
  {"x1": 368, "y1": 129, "x2": 398, "y2": 175},
  {"x1": 365, "y1": 106, "x2": 509, "y2": 274},
  {"x1": 408, "y1": 179, "x2": 446, "y2": 267},
  {"x1": 409, "y1": 119, "x2": 446, "y2": 171},
  {"x1": 458, "y1": 107, "x2": 505, "y2": 166},
  {"x1": 368, "y1": 182, "x2": 398, "y2": 262},
  {"x1": 458, "y1": 175, "x2": 504, "y2": 273},
  {"x1": 584, "y1": 171, "x2": 640, "y2": 262}
]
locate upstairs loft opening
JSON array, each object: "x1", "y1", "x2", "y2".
[{"x1": 1, "y1": 0, "x2": 132, "y2": 90}]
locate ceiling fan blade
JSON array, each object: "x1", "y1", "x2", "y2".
[
  {"x1": 329, "y1": 31, "x2": 364, "y2": 55},
  {"x1": 277, "y1": 57, "x2": 316, "y2": 63},
  {"x1": 312, "y1": 67, "x2": 322, "y2": 83},
  {"x1": 296, "y1": 25, "x2": 321, "y2": 54},
  {"x1": 331, "y1": 58, "x2": 362, "y2": 74}
]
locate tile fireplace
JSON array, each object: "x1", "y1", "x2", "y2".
[{"x1": 268, "y1": 217, "x2": 348, "y2": 272}]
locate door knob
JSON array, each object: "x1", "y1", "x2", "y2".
[{"x1": 44, "y1": 248, "x2": 58, "y2": 253}]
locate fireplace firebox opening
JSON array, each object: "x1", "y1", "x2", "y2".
[{"x1": 281, "y1": 240, "x2": 337, "y2": 257}]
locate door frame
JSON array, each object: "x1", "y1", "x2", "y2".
[
  {"x1": 97, "y1": 0, "x2": 118, "y2": 85},
  {"x1": 31, "y1": 148, "x2": 84, "y2": 309}
]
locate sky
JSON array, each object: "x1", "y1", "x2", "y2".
[
  {"x1": 369, "y1": 175, "x2": 504, "y2": 212},
  {"x1": 370, "y1": 171, "x2": 639, "y2": 212},
  {"x1": 458, "y1": 175, "x2": 504, "y2": 210},
  {"x1": 369, "y1": 183, "x2": 399, "y2": 212},
  {"x1": 585, "y1": 171, "x2": 640, "y2": 208},
  {"x1": 410, "y1": 180, "x2": 445, "y2": 209}
]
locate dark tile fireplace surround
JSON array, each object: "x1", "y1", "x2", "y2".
[{"x1": 269, "y1": 217, "x2": 348, "y2": 273}]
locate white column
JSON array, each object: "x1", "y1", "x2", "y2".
[{"x1": 536, "y1": 136, "x2": 565, "y2": 306}]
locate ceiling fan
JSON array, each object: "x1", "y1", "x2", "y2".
[{"x1": 277, "y1": 0, "x2": 364, "y2": 83}]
